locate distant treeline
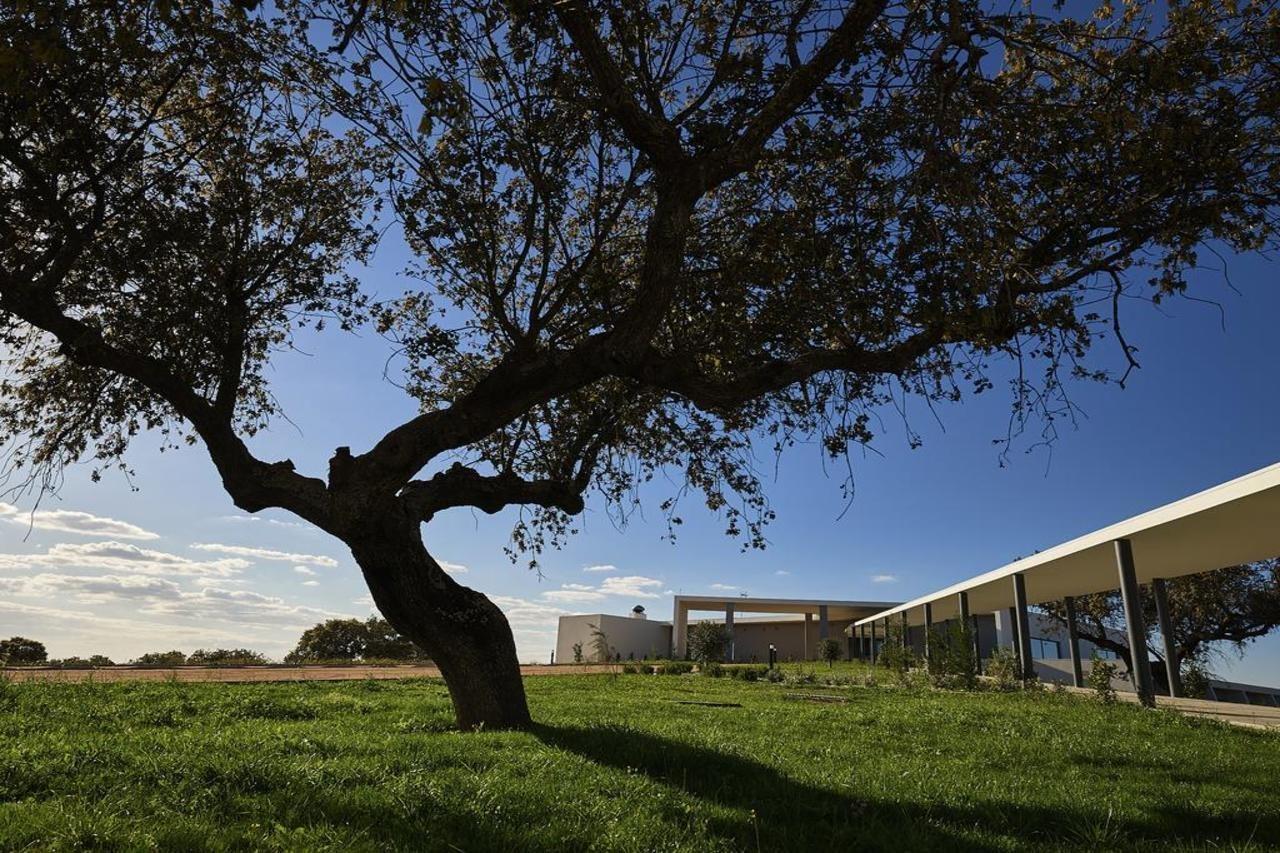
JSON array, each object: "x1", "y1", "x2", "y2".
[{"x1": 1, "y1": 617, "x2": 430, "y2": 667}]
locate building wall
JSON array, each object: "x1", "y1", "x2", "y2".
[
  {"x1": 723, "y1": 618, "x2": 858, "y2": 662},
  {"x1": 555, "y1": 614, "x2": 671, "y2": 663}
]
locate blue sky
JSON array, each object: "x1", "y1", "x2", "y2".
[{"x1": 2, "y1": 239, "x2": 1278, "y2": 684}]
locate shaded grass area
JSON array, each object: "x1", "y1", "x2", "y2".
[{"x1": 0, "y1": 674, "x2": 1277, "y2": 851}]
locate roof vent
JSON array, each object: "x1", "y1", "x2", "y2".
[{"x1": 631, "y1": 605, "x2": 647, "y2": 619}]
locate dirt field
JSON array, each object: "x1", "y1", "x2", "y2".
[{"x1": 2, "y1": 663, "x2": 619, "y2": 684}]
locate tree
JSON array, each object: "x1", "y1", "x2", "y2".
[
  {"x1": 1040, "y1": 561, "x2": 1280, "y2": 692},
  {"x1": 3, "y1": 0, "x2": 1277, "y2": 730},
  {"x1": 818, "y1": 638, "x2": 842, "y2": 668},
  {"x1": 362, "y1": 618, "x2": 429, "y2": 661},
  {"x1": 586, "y1": 622, "x2": 612, "y2": 663},
  {"x1": 0, "y1": 637, "x2": 47, "y2": 665},
  {"x1": 687, "y1": 621, "x2": 729, "y2": 664},
  {"x1": 285, "y1": 616, "x2": 426, "y2": 662}
]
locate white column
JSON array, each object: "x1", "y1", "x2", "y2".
[
  {"x1": 725, "y1": 602, "x2": 735, "y2": 662},
  {"x1": 673, "y1": 600, "x2": 688, "y2": 659}
]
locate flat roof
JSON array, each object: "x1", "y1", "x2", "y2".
[
  {"x1": 676, "y1": 595, "x2": 900, "y2": 621},
  {"x1": 856, "y1": 461, "x2": 1280, "y2": 627}
]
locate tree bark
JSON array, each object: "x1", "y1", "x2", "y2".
[{"x1": 346, "y1": 508, "x2": 531, "y2": 731}]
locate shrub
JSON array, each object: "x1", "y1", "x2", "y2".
[
  {"x1": 658, "y1": 661, "x2": 694, "y2": 675},
  {"x1": 764, "y1": 667, "x2": 785, "y2": 684},
  {"x1": 985, "y1": 647, "x2": 1020, "y2": 691},
  {"x1": 132, "y1": 650, "x2": 189, "y2": 666},
  {"x1": 1181, "y1": 659, "x2": 1211, "y2": 699},
  {"x1": 927, "y1": 622, "x2": 977, "y2": 690},
  {"x1": 727, "y1": 665, "x2": 768, "y2": 682},
  {"x1": 686, "y1": 622, "x2": 729, "y2": 665},
  {"x1": 188, "y1": 648, "x2": 269, "y2": 666},
  {"x1": 701, "y1": 662, "x2": 724, "y2": 677},
  {"x1": 877, "y1": 622, "x2": 915, "y2": 681},
  {"x1": 621, "y1": 662, "x2": 644, "y2": 675},
  {"x1": 48, "y1": 655, "x2": 114, "y2": 669},
  {"x1": 1088, "y1": 652, "x2": 1118, "y2": 704}
]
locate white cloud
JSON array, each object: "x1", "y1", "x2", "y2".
[
  {"x1": 301, "y1": 580, "x2": 320, "y2": 587},
  {"x1": 439, "y1": 560, "x2": 468, "y2": 575},
  {"x1": 709, "y1": 583, "x2": 737, "y2": 591},
  {"x1": 871, "y1": 574, "x2": 898, "y2": 584},
  {"x1": 599, "y1": 575, "x2": 663, "y2": 598},
  {"x1": 139, "y1": 585, "x2": 341, "y2": 625},
  {"x1": 218, "y1": 514, "x2": 311, "y2": 531},
  {"x1": 491, "y1": 595, "x2": 569, "y2": 662},
  {"x1": 0, "y1": 502, "x2": 158, "y2": 540},
  {"x1": 0, "y1": 571, "x2": 339, "y2": 629},
  {"x1": 0, "y1": 573, "x2": 183, "y2": 601},
  {"x1": 0, "y1": 599, "x2": 298, "y2": 659},
  {"x1": 293, "y1": 565, "x2": 317, "y2": 576},
  {"x1": 540, "y1": 574, "x2": 664, "y2": 603},
  {"x1": 775, "y1": 570, "x2": 791, "y2": 576},
  {"x1": 0, "y1": 541, "x2": 248, "y2": 577},
  {"x1": 542, "y1": 587, "x2": 607, "y2": 603},
  {"x1": 582, "y1": 564, "x2": 617, "y2": 573},
  {"x1": 189, "y1": 543, "x2": 338, "y2": 567}
]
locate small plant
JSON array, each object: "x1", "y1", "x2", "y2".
[
  {"x1": 571, "y1": 642, "x2": 583, "y2": 664},
  {"x1": 764, "y1": 667, "x2": 784, "y2": 684},
  {"x1": 701, "y1": 661, "x2": 724, "y2": 678},
  {"x1": 818, "y1": 638, "x2": 841, "y2": 668},
  {"x1": 1088, "y1": 652, "x2": 1118, "y2": 704},
  {"x1": 659, "y1": 661, "x2": 694, "y2": 675},
  {"x1": 985, "y1": 647, "x2": 1020, "y2": 691}
]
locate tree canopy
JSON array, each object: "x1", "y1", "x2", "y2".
[
  {"x1": 1041, "y1": 560, "x2": 1280, "y2": 689},
  {"x1": 285, "y1": 617, "x2": 428, "y2": 662},
  {"x1": 2, "y1": 0, "x2": 1277, "y2": 728},
  {"x1": 0, "y1": 636, "x2": 47, "y2": 665}
]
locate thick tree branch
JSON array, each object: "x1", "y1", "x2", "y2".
[{"x1": 401, "y1": 462, "x2": 587, "y2": 521}]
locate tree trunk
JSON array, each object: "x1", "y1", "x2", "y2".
[{"x1": 346, "y1": 510, "x2": 531, "y2": 731}]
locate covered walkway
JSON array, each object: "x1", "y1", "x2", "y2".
[
  {"x1": 673, "y1": 596, "x2": 897, "y2": 661},
  {"x1": 853, "y1": 462, "x2": 1280, "y2": 706}
]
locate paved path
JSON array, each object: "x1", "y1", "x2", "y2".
[
  {"x1": 2, "y1": 664, "x2": 618, "y2": 684},
  {"x1": 1061, "y1": 685, "x2": 1280, "y2": 730}
]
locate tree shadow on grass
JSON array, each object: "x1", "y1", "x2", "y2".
[{"x1": 533, "y1": 722, "x2": 1280, "y2": 851}]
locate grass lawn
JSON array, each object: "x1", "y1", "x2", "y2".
[{"x1": 1, "y1": 673, "x2": 1277, "y2": 851}]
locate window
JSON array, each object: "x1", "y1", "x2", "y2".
[
  {"x1": 1092, "y1": 647, "x2": 1118, "y2": 660},
  {"x1": 1029, "y1": 637, "x2": 1060, "y2": 659}
]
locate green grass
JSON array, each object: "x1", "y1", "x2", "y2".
[{"x1": 1, "y1": 673, "x2": 1277, "y2": 852}]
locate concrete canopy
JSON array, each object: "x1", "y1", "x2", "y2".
[
  {"x1": 856, "y1": 461, "x2": 1280, "y2": 628},
  {"x1": 674, "y1": 596, "x2": 897, "y2": 621}
]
